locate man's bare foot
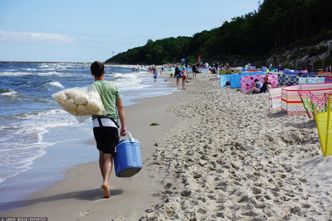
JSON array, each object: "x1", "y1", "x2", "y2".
[{"x1": 101, "y1": 184, "x2": 110, "y2": 198}]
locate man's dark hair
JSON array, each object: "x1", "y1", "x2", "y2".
[{"x1": 90, "y1": 61, "x2": 105, "y2": 77}]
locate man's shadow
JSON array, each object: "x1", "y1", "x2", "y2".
[{"x1": 0, "y1": 188, "x2": 123, "y2": 211}]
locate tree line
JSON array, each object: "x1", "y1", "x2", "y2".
[{"x1": 106, "y1": 0, "x2": 332, "y2": 66}]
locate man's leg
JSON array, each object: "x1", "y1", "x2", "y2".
[
  {"x1": 101, "y1": 153, "x2": 113, "y2": 198},
  {"x1": 99, "y1": 151, "x2": 105, "y2": 180}
]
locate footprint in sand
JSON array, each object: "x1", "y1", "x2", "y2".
[
  {"x1": 79, "y1": 209, "x2": 96, "y2": 217},
  {"x1": 252, "y1": 186, "x2": 262, "y2": 195}
]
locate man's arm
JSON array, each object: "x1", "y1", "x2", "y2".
[{"x1": 116, "y1": 97, "x2": 127, "y2": 136}]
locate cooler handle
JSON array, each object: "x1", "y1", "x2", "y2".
[{"x1": 125, "y1": 131, "x2": 136, "y2": 142}]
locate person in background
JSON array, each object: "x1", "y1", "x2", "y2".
[
  {"x1": 160, "y1": 66, "x2": 164, "y2": 75},
  {"x1": 260, "y1": 77, "x2": 271, "y2": 93},
  {"x1": 192, "y1": 64, "x2": 198, "y2": 78},
  {"x1": 90, "y1": 61, "x2": 127, "y2": 198},
  {"x1": 153, "y1": 67, "x2": 158, "y2": 82},
  {"x1": 251, "y1": 79, "x2": 263, "y2": 94},
  {"x1": 174, "y1": 65, "x2": 182, "y2": 86}
]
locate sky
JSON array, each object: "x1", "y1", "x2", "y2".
[{"x1": 0, "y1": 0, "x2": 259, "y2": 62}]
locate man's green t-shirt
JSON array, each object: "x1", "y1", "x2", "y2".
[{"x1": 91, "y1": 80, "x2": 119, "y2": 119}]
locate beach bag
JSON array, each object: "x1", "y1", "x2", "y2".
[
  {"x1": 52, "y1": 85, "x2": 106, "y2": 116},
  {"x1": 114, "y1": 132, "x2": 142, "y2": 177}
]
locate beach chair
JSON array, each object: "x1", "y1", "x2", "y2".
[{"x1": 315, "y1": 94, "x2": 332, "y2": 156}]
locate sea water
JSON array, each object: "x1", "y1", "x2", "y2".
[{"x1": 0, "y1": 62, "x2": 176, "y2": 210}]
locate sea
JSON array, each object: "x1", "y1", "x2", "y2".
[{"x1": 0, "y1": 62, "x2": 177, "y2": 210}]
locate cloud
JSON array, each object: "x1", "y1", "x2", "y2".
[{"x1": 0, "y1": 31, "x2": 74, "y2": 43}]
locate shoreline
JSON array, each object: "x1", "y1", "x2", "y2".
[
  {"x1": 1, "y1": 74, "x2": 332, "y2": 220},
  {"x1": 0, "y1": 79, "x2": 190, "y2": 219},
  {"x1": 0, "y1": 71, "x2": 176, "y2": 209}
]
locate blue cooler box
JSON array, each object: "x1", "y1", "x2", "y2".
[{"x1": 114, "y1": 132, "x2": 142, "y2": 177}]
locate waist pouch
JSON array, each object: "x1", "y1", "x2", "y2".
[{"x1": 93, "y1": 117, "x2": 119, "y2": 128}]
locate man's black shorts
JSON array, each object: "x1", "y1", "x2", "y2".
[{"x1": 93, "y1": 127, "x2": 119, "y2": 154}]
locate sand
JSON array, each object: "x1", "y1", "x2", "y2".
[
  {"x1": 140, "y1": 75, "x2": 332, "y2": 220},
  {"x1": 1, "y1": 75, "x2": 332, "y2": 220}
]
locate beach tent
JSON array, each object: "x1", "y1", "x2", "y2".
[
  {"x1": 240, "y1": 73, "x2": 278, "y2": 94},
  {"x1": 315, "y1": 94, "x2": 332, "y2": 156},
  {"x1": 281, "y1": 83, "x2": 332, "y2": 114}
]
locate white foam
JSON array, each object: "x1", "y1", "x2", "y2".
[
  {"x1": 0, "y1": 71, "x2": 72, "y2": 77},
  {"x1": 39, "y1": 64, "x2": 50, "y2": 68},
  {"x1": 0, "y1": 89, "x2": 18, "y2": 96},
  {"x1": 18, "y1": 109, "x2": 77, "y2": 127},
  {"x1": 111, "y1": 73, "x2": 145, "y2": 89},
  {"x1": 0, "y1": 108, "x2": 78, "y2": 185},
  {"x1": 45, "y1": 81, "x2": 64, "y2": 88},
  {"x1": 0, "y1": 143, "x2": 49, "y2": 185}
]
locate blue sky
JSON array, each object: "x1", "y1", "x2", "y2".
[{"x1": 0, "y1": 0, "x2": 258, "y2": 62}]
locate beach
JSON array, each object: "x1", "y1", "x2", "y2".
[{"x1": 1, "y1": 74, "x2": 332, "y2": 220}]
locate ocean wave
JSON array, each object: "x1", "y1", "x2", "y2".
[
  {"x1": 0, "y1": 108, "x2": 78, "y2": 185},
  {"x1": 44, "y1": 81, "x2": 64, "y2": 88},
  {"x1": 111, "y1": 73, "x2": 145, "y2": 89},
  {"x1": 0, "y1": 142, "x2": 49, "y2": 185},
  {"x1": 14, "y1": 109, "x2": 76, "y2": 124},
  {"x1": 0, "y1": 71, "x2": 71, "y2": 77},
  {"x1": 0, "y1": 89, "x2": 18, "y2": 96}
]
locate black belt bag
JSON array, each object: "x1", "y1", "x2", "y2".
[{"x1": 94, "y1": 117, "x2": 119, "y2": 128}]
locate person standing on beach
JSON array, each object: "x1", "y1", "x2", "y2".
[
  {"x1": 90, "y1": 61, "x2": 127, "y2": 198},
  {"x1": 153, "y1": 67, "x2": 158, "y2": 82},
  {"x1": 174, "y1": 65, "x2": 181, "y2": 86}
]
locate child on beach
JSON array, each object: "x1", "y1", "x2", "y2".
[{"x1": 90, "y1": 61, "x2": 127, "y2": 198}]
